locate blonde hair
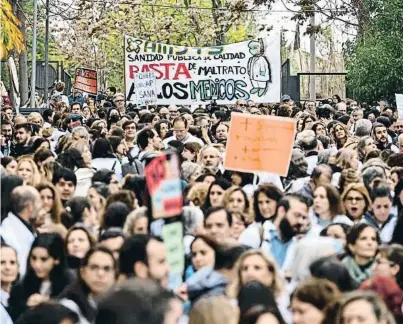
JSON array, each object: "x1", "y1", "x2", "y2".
[
  {"x1": 17, "y1": 156, "x2": 41, "y2": 186},
  {"x1": 27, "y1": 112, "x2": 43, "y2": 126},
  {"x1": 123, "y1": 207, "x2": 148, "y2": 236},
  {"x1": 187, "y1": 183, "x2": 209, "y2": 207},
  {"x1": 189, "y1": 296, "x2": 239, "y2": 324},
  {"x1": 335, "y1": 148, "x2": 358, "y2": 169},
  {"x1": 222, "y1": 186, "x2": 253, "y2": 222},
  {"x1": 227, "y1": 249, "x2": 284, "y2": 298},
  {"x1": 67, "y1": 139, "x2": 90, "y2": 154}
]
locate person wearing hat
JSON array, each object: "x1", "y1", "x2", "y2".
[
  {"x1": 371, "y1": 122, "x2": 399, "y2": 153},
  {"x1": 281, "y1": 94, "x2": 291, "y2": 104}
]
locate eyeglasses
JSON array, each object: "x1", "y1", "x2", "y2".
[
  {"x1": 115, "y1": 99, "x2": 124, "y2": 103},
  {"x1": 88, "y1": 264, "x2": 114, "y2": 273},
  {"x1": 239, "y1": 104, "x2": 246, "y2": 107},
  {"x1": 346, "y1": 197, "x2": 364, "y2": 202}
]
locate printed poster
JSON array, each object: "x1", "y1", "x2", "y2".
[{"x1": 124, "y1": 35, "x2": 281, "y2": 105}]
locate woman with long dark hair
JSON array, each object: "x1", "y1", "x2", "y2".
[
  {"x1": 202, "y1": 178, "x2": 232, "y2": 212},
  {"x1": 59, "y1": 247, "x2": 117, "y2": 323},
  {"x1": 8, "y1": 233, "x2": 73, "y2": 321},
  {"x1": 91, "y1": 138, "x2": 122, "y2": 181}
]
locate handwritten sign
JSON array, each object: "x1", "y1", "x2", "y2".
[
  {"x1": 145, "y1": 153, "x2": 183, "y2": 219},
  {"x1": 135, "y1": 71, "x2": 157, "y2": 106},
  {"x1": 162, "y1": 221, "x2": 184, "y2": 274},
  {"x1": 74, "y1": 68, "x2": 97, "y2": 95},
  {"x1": 225, "y1": 113, "x2": 296, "y2": 176},
  {"x1": 124, "y1": 35, "x2": 281, "y2": 105},
  {"x1": 396, "y1": 94, "x2": 403, "y2": 119}
]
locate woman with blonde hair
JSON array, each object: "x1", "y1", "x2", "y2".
[
  {"x1": 27, "y1": 112, "x2": 43, "y2": 127},
  {"x1": 222, "y1": 186, "x2": 253, "y2": 222},
  {"x1": 331, "y1": 122, "x2": 349, "y2": 149},
  {"x1": 228, "y1": 249, "x2": 288, "y2": 321},
  {"x1": 123, "y1": 207, "x2": 148, "y2": 236},
  {"x1": 16, "y1": 157, "x2": 41, "y2": 186},
  {"x1": 228, "y1": 249, "x2": 284, "y2": 298},
  {"x1": 189, "y1": 296, "x2": 239, "y2": 324},
  {"x1": 36, "y1": 182, "x2": 63, "y2": 225}
]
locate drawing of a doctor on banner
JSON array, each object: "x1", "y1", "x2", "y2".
[{"x1": 247, "y1": 38, "x2": 272, "y2": 97}]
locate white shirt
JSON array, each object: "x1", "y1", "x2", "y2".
[{"x1": 163, "y1": 133, "x2": 204, "y2": 147}]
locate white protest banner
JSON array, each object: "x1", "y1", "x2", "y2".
[
  {"x1": 135, "y1": 71, "x2": 157, "y2": 106},
  {"x1": 124, "y1": 35, "x2": 281, "y2": 105},
  {"x1": 396, "y1": 94, "x2": 403, "y2": 119}
]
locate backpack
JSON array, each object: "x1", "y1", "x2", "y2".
[{"x1": 122, "y1": 152, "x2": 144, "y2": 176}]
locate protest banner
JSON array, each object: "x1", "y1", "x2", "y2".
[
  {"x1": 224, "y1": 113, "x2": 296, "y2": 176},
  {"x1": 73, "y1": 68, "x2": 97, "y2": 95},
  {"x1": 396, "y1": 94, "x2": 403, "y2": 119},
  {"x1": 124, "y1": 35, "x2": 281, "y2": 105},
  {"x1": 162, "y1": 221, "x2": 185, "y2": 274},
  {"x1": 135, "y1": 71, "x2": 157, "y2": 106},
  {"x1": 145, "y1": 153, "x2": 183, "y2": 219}
]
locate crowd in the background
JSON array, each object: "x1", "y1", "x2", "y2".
[{"x1": 0, "y1": 83, "x2": 403, "y2": 324}]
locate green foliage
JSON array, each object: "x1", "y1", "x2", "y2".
[
  {"x1": 346, "y1": 0, "x2": 403, "y2": 102},
  {"x1": 51, "y1": 0, "x2": 252, "y2": 90}
]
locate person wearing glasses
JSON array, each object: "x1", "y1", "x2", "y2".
[
  {"x1": 59, "y1": 247, "x2": 117, "y2": 324},
  {"x1": 341, "y1": 183, "x2": 371, "y2": 224},
  {"x1": 113, "y1": 93, "x2": 126, "y2": 115},
  {"x1": 235, "y1": 99, "x2": 247, "y2": 111}
]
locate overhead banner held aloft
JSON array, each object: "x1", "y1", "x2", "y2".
[
  {"x1": 124, "y1": 35, "x2": 281, "y2": 105},
  {"x1": 74, "y1": 68, "x2": 97, "y2": 95}
]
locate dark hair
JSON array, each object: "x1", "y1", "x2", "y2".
[
  {"x1": 122, "y1": 175, "x2": 146, "y2": 207},
  {"x1": 14, "y1": 123, "x2": 32, "y2": 133},
  {"x1": 253, "y1": 183, "x2": 283, "y2": 223},
  {"x1": 204, "y1": 206, "x2": 232, "y2": 227},
  {"x1": 103, "y1": 202, "x2": 131, "y2": 230},
  {"x1": 119, "y1": 235, "x2": 162, "y2": 277},
  {"x1": 31, "y1": 138, "x2": 50, "y2": 152},
  {"x1": 89, "y1": 182, "x2": 110, "y2": 199},
  {"x1": 315, "y1": 183, "x2": 345, "y2": 218},
  {"x1": 71, "y1": 102, "x2": 82, "y2": 111},
  {"x1": 33, "y1": 148, "x2": 54, "y2": 168},
  {"x1": 378, "y1": 244, "x2": 403, "y2": 290},
  {"x1": 370, "y1": 183, "x2": 392, "y2": 202},
  {"x1": 57, "y1": 148, "x2": 86, "y2": 170},
  {"x1": 310, "y1": 256, "x2": 355, "y2": 292},
  {"x1": 15, "y1": 302, "x2": 79, "y2": 324},
  {"x1": 317, "y1": 135, "x2": 331, "y2": 149},
  {"x1": 1, "y1": 156, "x2": 16, "y2": 168},
  {"x1": 62, "y1": 197, "x2": 91, "y2": 228},
  {"x1": 23, "y1": 233, "x2": 71, "y2": 300},
  {"x1": 214, "y1": 241, "x2": 245, "y2": 271},
  {"x1": 202, "y1": 178, "x2": 232, "y2": 211},
  {"x1": 213, "y1": 110, "x2": 228, "y2": 121},
  {"x1": 59, "y1": 247, "x2": 117, "y2": 322},
  {"x1": 345, "y1": 223, "x2": 380, "y2": 256},
  {"x1": 276, "y1": 194, "x2": 310, "y2": 214},
  {"x1": 291, "y1": 278, "x2": 341, "y2": 311},
  {"x1": 108, "y1": 135, "x2": 122, "y2": 153},
  {"x1": 0, "y1": 174, "x2": 23, "y2": 221},
  {"x1": 99, "y1": 228, "x2": 125, "y2": 243},
  {"x1": 238, "y1": 280, "x2": 285, "y2": 324},
  {"x1": 65, "y1": 225, "x2": 96, "y2": 256},
  {"x1": 154, "y1": 119, "x2": 171, "y2": 139},
  {"x1": 109, "y1": 127, "x2": 124, "y2": 139},
  {"x1": 320, "y1": 222, "x2": 351, "y2": 238},
  {"x1": 95, "y1": 279, "x2": 174, "y2": 324},
  {"x1": 92, "y1": 138, "x2": 116, "y2": 159},
  {"x1": 52, "y1": 167, "x2": 77, "y2": 187},
  {"x1": 311, "y1": 164, "x2": 332, "y2": 185},
  {"x1": 137, "y1": 128, "x2": 155, "y2": 150},
  {"x1": 122, "y1": 120, "x2": 136, "y2": 131},
  {"x1": 92, "y1": 169, "x2": 114, "y2": 185},
  {"x1": 301, "y1": 137, "x2": 318, "y2": 151}
]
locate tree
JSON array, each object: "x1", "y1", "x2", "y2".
[
  {"x1": 51, "y1": 0, "x2": 252, "y2": 89},
  {"x1": 0, "y1": 0, "x2": 24, "y2": 59},
  {"x1": 345, "y1": 0, "x2": 403, "y2": 102}
]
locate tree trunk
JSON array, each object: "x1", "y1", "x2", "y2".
[{"x1": 17, "y1": 2, "x2": 29, "y2": 106}]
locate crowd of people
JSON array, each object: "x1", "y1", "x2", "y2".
[{"x1": 0, "y1": 84, "x2": 403, "y2": 324}]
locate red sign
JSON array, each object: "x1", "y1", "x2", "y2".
[{"x1": 74, "y1": 68, "x2": 97, "y2": 95}]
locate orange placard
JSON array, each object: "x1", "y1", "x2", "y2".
[{"x1": 224, "y1": 113, "x2": 296, "y2": 176}]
